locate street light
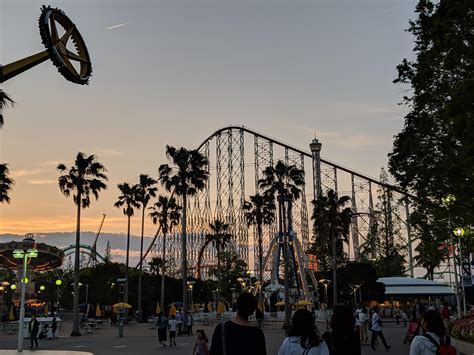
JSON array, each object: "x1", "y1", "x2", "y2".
[
  {"x1": 55, "y1": 279, "x2": 62, "y2": 315},
  {"x1": 454, "y1": 227, "x2": 467, "y2": 315},
  {"x1": 350, "y1": 284, "x2": 361, "y2": 306},
  {"x1": 187, "y1": 281, "x2": 195, "y2": 313},
  {"x1": 13, "y1": 235, "x2": 38, "y2": 352},
  {"x1": 318, "y1": 279, "x2": 331, "y2": 306},
  {"x1": 441, "y1": 195, "x2": 462, "y2": 319}
]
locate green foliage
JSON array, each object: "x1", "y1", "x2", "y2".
[
  {"x1": 389, "y1": 0, "x2": 474, "y2": 277},
  {"x1": 208, "y1": 251, "x2": 248, "y2": 302},
  {"x1": 0, "y1": 89, "x2": 14, "y2": 127},
  {"x1": 311, "y1": 189, "x2": 352, "y2": 272},
  {"x1": 0, "y1": 163, "x2": 14, "y2": 204},
  {"x1": 337, "y1": 262, "x2": 386, "y2": 303}
]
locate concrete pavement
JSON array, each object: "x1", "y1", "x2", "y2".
[{"x1": 0, "y1": 320, "x2": 410, "y2": 354}]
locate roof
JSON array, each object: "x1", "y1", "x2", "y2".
[{"x1": 377, "y1": 277, "x2": 455, "y2": 296}]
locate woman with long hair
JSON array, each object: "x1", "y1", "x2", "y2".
[
  {"x1": 409, "y1": 310, "x2": 454, "y2": 355},
  {"x1": 278, "y1": 309, "x2": 329, "y2": 354},
  {"x1": 322, "y1": 304, "x2": 361, "y2": 355}
]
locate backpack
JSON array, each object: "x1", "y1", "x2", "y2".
[{"x1": 423, "y1": 334, "x2": 457, "y2": 355}]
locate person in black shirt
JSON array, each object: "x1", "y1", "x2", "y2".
[
  {"x1": 322, "y1": 304, "x2": 361, "y2": 355},
  {"x1": 210, "y1": 293, "x2": 266, "y2": 355},
  {"x1": 29, "y1": 315, "x2": 40, "y2": 348}
]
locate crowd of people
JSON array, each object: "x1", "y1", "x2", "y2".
[{"x1": 153, "y1": 293, "x2": 458, "y2": 355}]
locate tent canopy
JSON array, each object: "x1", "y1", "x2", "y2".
[{"x1": 378, "y1": 277, "x2": 455, "y2": 296}]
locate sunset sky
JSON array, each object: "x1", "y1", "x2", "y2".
[{"x1": 0, "y1": 0, "x2": 417, "y2": 263}]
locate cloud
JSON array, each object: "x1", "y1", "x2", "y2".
[
  {"x1": 28, "y1": 179, "x2": 57, "y2": 185},
  {"x1": 95, "y1": 147, "x2": 125, "y2": 157},
  {"x1": 11, "y1": 169, "x2": 45, "y2": 178}
]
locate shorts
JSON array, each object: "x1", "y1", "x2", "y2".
[{"x1": 169, "y1": 331, "x2": 176, "y2": 338}]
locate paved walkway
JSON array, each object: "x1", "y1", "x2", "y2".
[{"x1": 0, "y1": 320, "x2": 410, "y2": 354}]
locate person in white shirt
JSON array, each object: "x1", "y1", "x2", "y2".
[
  {"x1": 409, "y1": 310, "x2": 453, "y2": 355},
  {"x1": 169, "y1": 315, "x2": 177, "y2": 347},
  {"x1": 370, "y1": 306, "x2": 391, "y2": 351},
  {"x1": 358, "y1": 307, "x2": 369, "y2": 345},
  {"x1": 278, "y1": 309, "x2": 329, "y2": 355}
]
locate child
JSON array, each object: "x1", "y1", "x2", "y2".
[
  {"x1": 168, "y1": 315, "x2": 177, "y2": 347},
  {"x1": 193, "y1": 329, "x2": 209, "y2": 355}
]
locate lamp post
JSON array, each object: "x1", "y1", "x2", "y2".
[
  {"x1": 55, "y1": 279, "x2": 62, "y2": 315},
  {"x1": 350, "y1": 284, "x2": 361, "y2": 307},
  {"x1": 187, "y1": 281, "x2": 195, "y2": 313},
  {"x1": 318, "y1": 279, "x2": 331, "y2": 306},
  {"x1": 441, "y1": 195, "x2": 461, "y2": 319},
  {"x1": 454, "y1": 227, "x2": 467, "y2": 316},
  {"x1": 13, "y1": 235, "x2": 38, "y2": 352}
]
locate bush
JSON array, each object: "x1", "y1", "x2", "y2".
[{"x1": 448, "y1": 314, "x2": 474, "y2": 344}]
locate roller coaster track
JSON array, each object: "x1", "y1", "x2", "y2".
[{"x1": 138, "y1": 125, "x2": 415, "y2": 280}]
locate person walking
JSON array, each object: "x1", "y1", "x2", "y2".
[
  {"x1": 358, "y1": 307, "x2": 369, "y2": 346},
  {"x1": 169, "y1": 315, "x2": 177, "y2": 347},
  {"x1": 156, "y1": 312, "x2": 168, "y2": 347},
  {"x1": 322, "y1": 304, "x2": 361, "y2": 355},
  {"x1": 409, "y1": 310, "x2": 456, "y2": 355},
  {"x1": 278, "y1": 309, "x2": 329, "y2": 355},
  {"x1": 28, "y1": 314, "x2": 40, "y2": 349},
  {"x1": 209, "y1": 293, "x2": 266, "y2": 355},
  {"x1": 370, "y1": 306, "x2": 391, "y2": 351},
  {"x1": 52, "y1": 316, "x2": 58, "y2": 339},
  {"x1": 193, "y1": 329, "x2": 210, "y2": 355},
  {"x1": 187, "y1": 312, "x2": 194, "y2": 336}
]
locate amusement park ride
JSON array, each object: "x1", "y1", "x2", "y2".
[{"x1": 0, "y1": 5, "x2": 92, "y2": 84}]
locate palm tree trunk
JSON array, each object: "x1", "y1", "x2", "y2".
[
  {"x1": 124, "y1": 214, "x2": 131, "y2": 304},
  {"x1": 217, "y1": 245, "x2": 221, "y2": 304},
  {"x1": 71, "y1": 195, "x2": 82, "y2": 336},
  {"x1": 281, "y1": 195, "x2": 291, "y2": 331},
  {"x1": 182, "y1": 194, "x2": 188, "y2": 313},
  {"x1": 160, "y1": 233, "x2": 166, "y2": 315},
  {"x1": 138, "y1": 205, "x2": 145, "y2": 322},
  {"x1": 257, "y1": 225, "x2": 264, "y2": 310},
  {"x1": 331, "y1": 228, "x2": 338, "y2": 306}
]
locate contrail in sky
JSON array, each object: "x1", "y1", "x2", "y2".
[{"x1": 106, "y1": 23, "x2": 128, "y2": 30}]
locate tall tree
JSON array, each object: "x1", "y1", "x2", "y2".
[
  {"x1": 312, "y1": 189, "x2": 352, "y2": 306},
  {"x1": 114, "y1": 182, "x2": 140, "y2": 303},
  {"x1": 258, "y1": 160, "x2": 304, "y2": 329},
  {"x1": 389, "y1": 0, "x2": 474, "y2": 276},
  {"x1": 158, "y1": 146, "x2": 209, "y2": 313},
  {"x1": 57, "y1": 152, "x2": 107, "y2": 336},
  {"x1": 0, "y1": 163, "x2": 14, "y2": 204},
  {"x1": 196, "y1": 219, "x2": 232, "y2": 284},
  {"x1": 104, "y1": 240, "x2": 112, "y2": 263},
  {"x1": 243, "y1": 193, "x2": 275, "y2": 309},
  {"x1": 149, "y1": 195, "x2": 181, "y2": 313},
  {"x1": 135, "y1": 174, "x2": 158, "y2": 322},
  {"x1": 0, "y1": 89, "x2": 14, "y2": 128}
]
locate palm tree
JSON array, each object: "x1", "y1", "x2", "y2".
[
  {"x1": 149, "y1": 195, "x2": 181, "y2": 314},
  {"x1": 135, "y1": 174, "x2": 158, "y2": 322},
  {"x1": 158, "y1": 146, "x2": 209, "y2": 313},
  {"x1": 57, "y1": 152, "x2": 107, "y2": 336},
  {"x1": 0, "y1": 163, "x2": 14, "y2": 204},
  {"x1": 0, "y1": 89, "x2": 14, "y2": 128},
  {"x1": 196, "y1": 219, "x2": 232, "y2": 280},
  {"x1": 148, "y1": 257, "x2": 165, "y2": 275},
  {"x1": 114, "y1": 182, "x2": 140, "y2": 303},
  {"x1": 258, "y1": 160, "x2": 305, "y2": 329},
  {"x1": 311, "y1": 189, "x2": 352, "y2": 306},
  {"x1": 243, "y1": 193, "x2": 275, "y2": 309}
]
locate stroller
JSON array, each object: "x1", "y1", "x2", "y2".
[{"x1": 403, "y1": 319, "x2": 420, "y2": 344}]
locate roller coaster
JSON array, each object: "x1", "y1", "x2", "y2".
[{"x1": 140, "y1": 126, "x2": 415, "y2": 300}]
